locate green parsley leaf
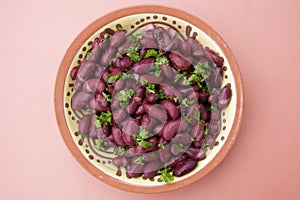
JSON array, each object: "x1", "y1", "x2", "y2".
[
  {"x1": 149, "y1": 64, "x2": 161, "y2": 77},
  {"x1": 158, "y1": 143, "x2": 165, "y2": 149},
  {"x1": 173, "y1": 97, "x2": 179, "y2": 103},
  {"x1": 138, "y1": 126, "x2": 152, "y2": 139},
  {"x1": 116, "y1": 52, "x2": 123, "y2": 59},
  {"x1": 94, "y1": 111, "x2": 113, "y2": 128},
  {"x1": 146, "y1": 84, "x2": 156, "y2": 94},
  {"x1": 118, "y1": 146, "x2": 125, "y2": 156},
  {"x1": 120, "y1": 73, "x2": 134, "y2": 80},
  {"x1": 140, "y1": 77, "x2": 148, "y2": 85},
  {"x1": 193, "y1": 111, "x2": 205, "y2": 125},
  {"x1": 94, "y1": 139, "x2": 109, "y2": 151},
  {"x1": 102, "y1": 92, "x2": 112, "y2": 102},
  {"x1": 129, "y1": 32, "x2": 145, "y2": 46},
  {"x1": 181, "y1": 98, "x2": 195, "y2": 107},
  {"x1": 133, "y1": 156, "x2": 145, "y2": 165},
  {"x1": 117, "y1": 27, "x2": 126, "y2": 31},
  {"x1": 203, "y1": 127, "x2": 208, "y2": 135},
  {"x1": 209, "y1": 103, "x2": 217, "y2": 112},
  {"x1": 155, "y1": 89, "x2": 171, "y2": 100},
  {"x1": 155, "y1": 57, "x2": 169, "y2": 66},
  {"x1": 133, "y1": 135, "x2": 153, "y2": 148},
  {"x1": 174, "y1": 74, "x2": 183, "y2": 82},
  {"x1": 158, "y1": 168, "x2": 174, "y2": 184},
  {"x1": 101, "y1": 33, "x2": 111, "y2": 43},
  {"x1": 183, "y1": 113, "x2": 192, "y2": 124},
  {"x1": 144, "y1": 49, "x2": 164, "y2": 58},
  {"x1": 106, "y1": 73, "x2": 122, "y2": 84},
  {"x1": 118, "y1": 89, "x2": 136, "y2": 109},
  {"x1": 124, "y1": 46, "x2": 141, "y2": 62}
]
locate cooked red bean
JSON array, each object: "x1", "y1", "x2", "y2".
[
  {"x1": 187, "y1": 37, "x2": 204, "y2": 57},
  {"x1": 208, "y1": 120, "x2": 221, "y2": 136},
  {"x1": 139, "y1": 37, "x2": 158, "y2": 49},
  {"x1": 70, "y1": 65, "x2": 80, "y2": 80},
  {"x1": 166, "y1": 154, "x2": 187, "y2": 169},
  {"x1": 135, "y1": 105, "x2": 145, "y2": 115},
  {"x1": 186, "y1": 147, "x2": 206, "y2": 161},
  {"x1": 110, "y1": 31, "x2": 126, "y2": 47},
  {"x1": 89, "y1": 44, "x2": 102, "y2": 63},
  {"x1": 82, "y1": 78, "x2": 99, "y2": 93},
  {"x1": 119, "y1": 56, "x2": 134, "y2": 70},
  {"x1": 199, "y1": 92, "x2": 209, "y2": 103},
  {"x1": 93, "y1": 64, "x2": 105, "y2": 78},
  {"x1": 143, "y1": 151, "x2": 159, "y2": 162},
  {"x1": 210, "y1": 67, "x2": 223, "y2": 88},
  {"x1": 112, "y1": 157, "x2": 129, "y2": 167},
  {"x1": 112, "y1": 126, "x2": 126, "y2": 146},
  {"x1": 158, "y1": 144, "x2": 172, "y2": 162},
  {"x1": 127, "y1": 164, "x2": 143, "y2": 178},
  {"x1": 218, "y1": 84, "x2": 232, "y2": 109},
  {"x1": 143, "y1": 161, "x2": 163, "y2": 179},
  {"x1": 160, "y1": 100, "x2": 179, "y2": 119},
  {"x1": 73, "y1": 80, "x2": 82, "y2": 91},
  {"x1": 204, "y1": 47, "x2": 224, "y2": 67},
  {"x1": 180, "y1": 41, "x2": 192, "y2": 57},
  {"x1": 144, "y1": 104, "x2": 167, "y2": 122},
  {"x1": 192, "y1": 124, "x2": 205, "y2": 141},
  {"x1": 160, "y1": 65, "x2": 173, "y2": 79},
  {"x1": 153, "y1": 27, "x2": 171, "y2": 50},
  {"x1": 71, "y1": 91, "x2": 93, "y2": 110},
  {"x1": 139, "y1": 74, "x2": 163, "y2": 84},
  {"x1": 169, "y1": 52, "x2": 191, "y2": 70},
  {"x1": 112, "y1": 109, "x2": 127, "y2": 124},
  {"x1": 126, "y1": 96, "x2": 142, "y2": 114},
  {"x1": 101, "y1": 47, "x2": 116, "y2": 66},
  {"x1": 172, "y1": 133, "x2": 192, "y2": 145},
  {"x1": 153, "y1": 123, "x2": 164, "y2": 136},
  {"x1": 160, "y1": 84, "x2": 182, "y2": 102},
  {"x1": 76, "y1": 61, "x2": 95, "y2": 82},
  {"x1": 173, "y1": 159, "x2": 197, "y2": 177},
  {"x1": 122, "y1": 119, "x2": 139, "y2": 136},
  {"x1": 210, "y1": 110, "x2": 220, "y2": 121},
  {"x1": 162, "y1": 119, "x2": 181, "y2": 140},
  {"x1": 145, "y1": 93, "x2": 157, "y2": 103},
  {"x1": 78, "y1": 115, "x2": 91, "y2": 135}
]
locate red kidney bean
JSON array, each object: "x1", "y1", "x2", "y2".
[
  {"x1": 205, "y1": 134, "x2": 216, "y2": 147},
  {"x1": 139, "y1": 37, "x2": 158, "y2": 49},
  {"x1": 162, "y1": 119, "x2": 181, "y2": 140},
  {"x1": 187, "y1": 91, "x2": 200, "y2": 102},
  {"x1": 143, "y1": 151, "x2": 159, "y2": 162},
  {"x1": 153, "y1": 27, "x2": 171, "y2": 50},
  {"x1": 101, "y1": 47, "x2": 116, "y2": 67},
  {"x1": 101, "y1": 70, "x2": 109, "y2": 82},
  {"x1": 186, "y1": 147, "x2": 206, "y2": 161},
  {"x1": 126, "y1": 96, "x2": 142, "y2": 114},
  {"x1": 110, "y1": 31, "x2": 126, "y2": 47},
  {"x1": 95, "y1": 93, "x2": 110, "y2": 112},
  {"x1": 163, "y1": 39, "x2": 177, "y2": 51},
  {"x1": 160, "y1": 65, "x2": 173, "y2": 79},
  {"x1": 118, "y1": 40, "x2": 131, "y2": 55},
  {"x1": 139, "y1": 74, "x2": 163, "y2": 84},
  {"x1": 178, "y1": 85, "x2": 194, "y2": 96},
  {"x1": 141, "y1": 114, "x2": 155, "y2": 131},
  {"x1": 199, "y1": 103, "x2": 208, "y2": 121},
  {"x1": 187, "y1": 37, "x2": 204, "y2": 57},
  {"x1": 125, "y1": 78, "x2": 137, "y2": 88},
  {"x1": 112, "y1": 126, "x2": 126, "y2": 146},
  {"x1": 193, "y1": 139, "x2": 205, "y2": 148},
  {"x1": 144, "y1": 104, "x2": 167, "y2": 122},
  {"x1": 199, "y1": 92, "x2": 209, "y2": 103},
  {"x1": 166, "y1": 154, "x2": 187, "y2": 169},
  {"x1": 167, "y1": 28, "x2": 177, "y2": 38},
  {"x1": 112, "y1": 108, "x2": 127, "y2": 125},
  {"x1": 70, "y1": 65, "x2": 80, "y2": 80},
  {"x1": 170, "y1": 143, "x2": 182, "y2": 156},
  {"x1": 93, "y1": 64, "x2": 105, "y2": 78},
  {"x1": 180, "y1": 41, "x2": 192, "y2": 57},
  {"x1": 160, "y1": 84, "x2": 182, "y2": 102},
  {"x1": 89, "y1": 44, "x2": 102, "y2": 63},
  {"x1": 145, "y1": 137, "x2": 158, "y2": 152},
  {"x1": 144, "y1": 24, "x2": 155, "y2": 32},
  {"x1": 153, "y1": 123, "x2": 164, "y2": 136},
  {"x1": 143, "y1": 161, "x2": 163, "y2": 179},
  {"x1": 110, "y1": 67, "x2": 123, "y2": 76},
  {"x1": 135, "y1": 87, "x2": 145, "y2": 98},
  {"x1": 82, "y1": 78, "x2": 99, "y2": 93},
  {"x1": 208, "y1": 120, "x2": 221, "y2": 136},
  {"x1": 133, "y1": 58, "x2": 154, "y2": 74},
  {"x1": 173, "y1": 159, "x2": 197, "y2": 177},
  {"x1": 210, "y1": 110, "x2": 220, "y2": 121},
  {"x1": 113, "y1": 79, "x2": 124, "y2": 91},
  {"x1": 172, "y1": 133, "x2": 192, "y2": 145},
  {"x1": 178, "y1": 118, "x2": 188, "y2": 132},
  {"x1": 135, "y1": 105, "x2": 145, "y2": 115},
  {"x1": 145, "y1": 93, "x2": 157, "y2": 103},
  {"x1": 218, "y1": 84, "x2": 232, "y2": 109},
  {"x1": 120, "y1": 56, "x2": 134, "y2": 71},
  {"x1": 102, "y1": 124, "x2": 111, "y2": 137},
  {"x1": 192, "y1": 124, "x2": 205, "y2": 141},
  {"x1": 112, "y1": 157, "x2": 129, "y2": 167},
  {"x1": 123, "y1": 132, "x2": 135, "y2": 146},
  {"x1": 122, "y1": 119, "x2": 139, "y2": 136},
  {"x1": 71, "y1": 91, "x2": 93, "y2": 110},
  {"x1": 187, "y1": 104, "x2": 200, "y2": 121},
  {"x1": 124, "y1": 145, "x2": 146, "y2": 157},
  {"x1": 127, "y1": 164, "x2": 143, "y2": 178},
  {"x1": 204, "y1": 47, "x2": 224, "y2": 67},
  {"x1": 76, "y1": 61, "x2": 95, "y2": 82},
  {"x1": 78, "y1": 115, "x2": 91, "y2": 135},
  {"x1": 73, "y1": 80, "x2": 82, "y2": 91},
  {"x1": 160, "y1": 100, "x2": 179, "y2": 120},
  {"x1": 169, "y1": 52, "x2": 191, "y2": 71},
  {"x1": 158, "y1": 144, "x2": 171, "y2": 162}
]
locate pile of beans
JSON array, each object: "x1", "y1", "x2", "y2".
[{"x1": 70, "y1": 23, "x2": 232, "y2": 182}]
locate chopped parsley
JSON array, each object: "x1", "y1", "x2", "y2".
[
  {"x1": 203, "y1": 127, "x2": 208, "y2": 135},
  {"x1": 133, "y1": 127, "x2": 153, "y2": 148},
  {"x1": 181, "y1": 98, "x2": 195, "y2": 107},
  {"x1": 133, "y1": 156, "x2": 145, "y2": 165},
  {"x1": 173, "y1": 143, "x2": 187, "y2": 153},
  {"x1": 94, "y1": 139, "x2": 109, "y2": 151},
  {"x1": 155, "y1": 89, "x2": 171, "y2": 100},
  {"x1": 124, "y1": 46, "x2": 141, "y2": 62},
  {"x1": 94, "y1": 111, "x2": 113, "y2": 128},
  {"x1": 129, "y1": 32, "x2": 145, "y2": 46},
  {"x1": 102, "y1": 92, "x2": 112, "y2": 102},
  {"x1": 146, "y1": 84, "x2": 156, "y2": 94},
  {"x1": 158, "y1": 168, "x2": 174, "y2": 184},
  {"x1": 144, "y1": 49, "x2": 164, "y2": 58},
  {"x1": 183, "y1": 113, "x2": 192, "y2": 124},
  {"x1": 193, "y1": 111, "x2": 205, "y2": 125},
  {"x1": 118, "y1": 146, "x2": 125, "y2": 156},
  {"x1": 101, "y1": 33, "x2": 111, "y2": 43},
  {"x1": 140, "y1": 77, "x2": 148, "y2": 85},
  {"x1": 158, "y1": 143, "x2": 165, "y2": 149},
  {"x1": 118, "y1": 89, "x2": 136, "y2": 109},
  {"x1": 86, "y1": 44, "x2": 93, "y2": 58},
  {"x1": 120, "y1": 73, "x2": 134, "y2": 80},
  {"x1": 106, "y1": 73, "x2": 122, "y2": 84}
]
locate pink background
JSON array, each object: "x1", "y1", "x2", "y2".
[{"x1": 1, "y1": 0, "x2": 300, "y2": 199}]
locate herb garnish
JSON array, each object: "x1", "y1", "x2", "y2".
[
  {"x1": 94, "y1": 111, "x2": 113, "y2": 128},
  {"x1": 133, "y1": 127, "x2": 153, "y2": 148},
  {"x1": 146, "y1": 84, "x2": 156, "y2": 94},
  {"x1": 118, "y1": 89, "x2": 136, "y2": 109},
  {"x1": 158, "y1": 168, "x2": 174, "y2": 184},
  {"x1": 133, "y1": 156, "x2": 145, "y2": 165}
]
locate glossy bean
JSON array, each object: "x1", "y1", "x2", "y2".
[
  {"x1": 127, "y1": 164, "x2": 143, "y2": 178},
  {"x1": 209, "y1": 67, "x2": 223, "y2": 88},
  {"x1": 101, "y1": 47, "x2": 116, "y2": 67},
  {"x1": 180, "y1": 41, "x2": 192, "y2": 57},
  {"x1": 93, "y1": 64, "x2": 105, "y2": 77},
  {"x1": 204, "y1": 47, "x2": 224, "y2": 67},
  {"x1": 73, "y1": 80, "x2": 82, "y2": 91},
  {"x1": 187, "y1": 37, "x2": 204, "y2": 57},
  {"x1": 166, "y1": 154, "x2": 187, "y2": 169},
  {"x1": 112, "y1": 126, "x2": 126, "y2": 146},
  {"x1": 135, "y1": 87, "x2": 145, "y2": 98},
  {"x1": 218, "y1": 84, "x2": 232, "y2": 109},
  {"x1": 159, "y1": 84, "x2": 182, "y2": 102},
  {"x1": 169, "y1": 52, "x2": 191, "y2": 71},
  {"x1": 135, "y1": 105, "x2": 145, "y2": 115},
  {"x1": 199, "y1": 103, "x2": 208, "y2": 121},
  {"x1": 122, "y1": 119, "x2": 139, "y2": 136},
  {"x1": 78, "y1": 115, "x2": 91, "y2": 135},
  {"x1": 208, "y1": 120, "x2": 221, "y2": 136},
  {"x1": 82, "y1": 78, "x2": 99, "y2": 93},
  {"x1": 192, "y1": 124, "x2": 205, "y2": 141},
  {"x1": 199, "y1": 92, "x2": 209, "y2": 103},
  {"x1": 139, "y1": 37, "x2": 158, "y2": 49},
  {"x1": 153, "y1": 27, "x2": 171, "y2": 50},
  {"x1": 143, "y1": 151, "x2": 159, "y2": 162},
  {"x1": 210, "y1": 110, "x2": 220, "y2": 121},
  {"x1": 153, "y1": 123, "x2": 164, "y2": 136},
  {"x1": 173, "y1": 159, "x2": 197, "y2": 177},
  {"x1": 133, "y1": 57, "x2": 154, "y2": 73},
  {"x1": 139, "y1": 74, "x2": 163, "y2": 84},
  {"x1": 112, "y1": 109, "x2": 127, "y2": 125},
  {"x1": 126, "y1": 96, "x2": 142, "y2": 114},
  {"x1": 162, "y1": 119, "x2": 181, "y2": 140},
  {"x1": 110, "y1": 31, "x2": 126, "y2": 47},
  {"x1": 114, "y1": 79, "x2": 124, "y2": 91},
  {"x1": 158, "y1": 144, "x2": 171, "y2": 162},
  {"x1": 143, "y1": 161, "x2": 163, "y2": 179},
  {"x1": 172, "y1": 133, "x2": 192, "y2": 145},
  {"x1": 186, "y1": 147, "x2": 206, "y2": 161},
  {"x1": 71, "y1": 91, "x2": 93, "y2": 110},
  {"x1": 112, "y1": 157, "x2": 129, "y2": 167},
  {"x1": 145, "y1": 93, "x2": 157, "y2": 103},
  {"x1": 120, "y1": 56, "x2": 134, "y2": 70},
  {"x1": 70, "y1": 65, "x2": 80, "y2": 80},
  {"x1": 76, "y1": 61, "x2": 95, "y2": 82},
  {"x1": 160, "y1": 100, "x2": 179, "y2": 119}
]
